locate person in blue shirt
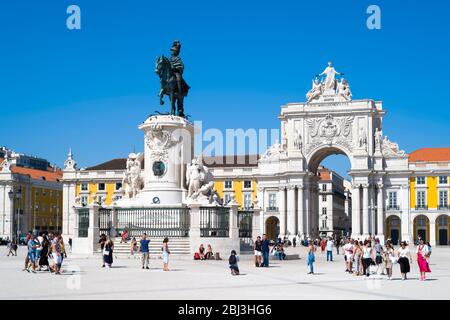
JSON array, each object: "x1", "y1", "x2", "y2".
[
  {"x1": 26, "y1": 234, "x2": 38, "y2": 273},
  {"x1": 140, "y1": 233, "x2": 150, "y2": 269},
  {"x1": 261, "y1": 234, "x2": 271, "y2": 267}
]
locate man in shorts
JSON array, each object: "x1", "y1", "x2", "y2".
[
  {"x1": 343, "y1": 239, "x2": 354, "y2": 273},
  {"x1": 26, "y1": 234, "x2": 38, "y2": 273}
]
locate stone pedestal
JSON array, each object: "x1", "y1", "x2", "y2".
[{"x1": 116, "y1": 115, "x2": 195, "y2": 207}]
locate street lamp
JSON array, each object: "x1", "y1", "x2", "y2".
[
  {"x1": 8, "y1": 190, "x2": 13, "y2": 240},
  {"x1": 15, "y1": 187, "x2": 22, "y2": 239},
  {"x1": 33, "y1": 204, "x2": 38, "y2": 234}
]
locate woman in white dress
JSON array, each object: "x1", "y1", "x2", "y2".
[{"x1": 162, "y1": 238, "x2": 170, "y2": 271}]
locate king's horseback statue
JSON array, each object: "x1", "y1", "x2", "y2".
[{"x1": 155, "y1": 40, "x2": 190, "y2": 118}]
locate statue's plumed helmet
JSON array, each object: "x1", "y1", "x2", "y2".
[{"x1": 171, "y1": 40, "x2": 181, "y2": 52}]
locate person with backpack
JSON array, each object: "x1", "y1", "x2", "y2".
[{"x1": 228, "y1": 250, "x2": 240, "y2": 275}]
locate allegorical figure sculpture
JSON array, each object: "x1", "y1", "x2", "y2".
[
  {"x1": 122, "y1": 153, "x2": 144, "y2": 198},
  {"x1": 306, "y1": 78, "x2": 323, "y2": 103},
  {"x1": 337, "y1": 78, "x2": 352, "y2": 101},
  {"x1": 374, "y1": 128, "x2": 383, "y2": 150},
  {"x1": 185, "y1": 158, "x2": 221, "y2": 204},
  {"x1": 318, "y1": 61, "x2": 343, "y2": 91},
  {"x1": 155, "y1": 40, "x2": 190, "y2": 117}
]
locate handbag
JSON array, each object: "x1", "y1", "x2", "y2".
[
  {"x1": 103, "y1": 248, "x2": 110, "y2": 256},
  {"x1": 390, "y1": 256, "x2": 397, "y2": 264}
]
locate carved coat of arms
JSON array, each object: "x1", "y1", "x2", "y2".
[{"x1": 305, "y1": 114, "x2": 354, "y2": 155}]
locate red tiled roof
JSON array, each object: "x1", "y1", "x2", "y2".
[
  {"x1": 318, "y1": 167, "x2": 331, "y2": 181},
  {"x1": 10, "y1": 165, "x2": 63, "y2": 182},
  {"x1": 202, "y1": 155, "x2": 259, "y2": 168},
  {"x1": 85, "y1": 158, "x2": 145, "y2": 171},
  {"x1": 409, "y1": 148, "x2": 450, "y2": 162}
]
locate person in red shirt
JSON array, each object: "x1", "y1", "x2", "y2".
[{"x1": 320, "y1": 238, "x2": 326, "y2": 253}]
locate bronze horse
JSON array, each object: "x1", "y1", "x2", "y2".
[{"x1": 155, "y1": 55, "x2": 190, "y2": 117}]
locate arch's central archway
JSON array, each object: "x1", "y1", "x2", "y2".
[{"x1": 306, "y1": 148, "x2": 352, "y2": 239}]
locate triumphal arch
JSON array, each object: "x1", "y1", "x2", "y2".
[{"x1": 256, "y1": 62, "x2": 411, "y2": 243}]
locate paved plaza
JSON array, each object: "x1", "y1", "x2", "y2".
[{"x1": 1, "y1": 245, "x2": 449, "y2": 300}]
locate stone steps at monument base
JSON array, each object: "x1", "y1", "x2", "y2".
[{"x1": 112, "y1": 238, "x2": 191, "y2": 256}]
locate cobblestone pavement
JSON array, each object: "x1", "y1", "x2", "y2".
[{"x1": 1, "y1": 245, "x2": 448, "y2": 300}]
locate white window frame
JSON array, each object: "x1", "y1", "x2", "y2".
[
  {"x1": 243, "y1": 180, "x2": 252, "y2": 190},
  {"x1": 416, "y1": 176, "x2": 426, "y2": 186},
  {"x1": 115, "y1": 182, "x2": 122, "y2": 191},
  {"x1": 416, "y1": 190, "x2": 426, "y2": 208},
  {"x1": 81, "y1": 196, "x2": 88, "y2": 206},
  {"x1": 438, "y1": 176, "x2": 448, "y2": 185},
  {"x1": 98, "y1": 183, "x2": 106, "y2": 191},
  {"x1": 439, "y1": 190, "x2": 448, "y2": 208},
  {"x1": 224, "y1": 180, "x2": 233, "y2": 190},
  {"x1": 388, "y1": 191, "x2": 398, "y2": 209},
  {"x1": 268, "y1": 193, "x2": 277, "y2": 209},
  {"x1": 243, "y1": 193, "x2": 252, "y2": 210},
  {"x1": 80, "y1": 183, "x2": 88, "y2": 191}
]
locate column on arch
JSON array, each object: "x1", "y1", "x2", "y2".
[
  {"x1": 376, "y1": 183, "x2": 385, "y2": 240},
  {"x1": 304, "y1": 186, "x2": 310, "y2": 238},
  {"x1": 351, "y1": 184, "x2": 361, "y2": 238},
  {"x1": 297, "y1": 185, "x2": 304, "y2": 238},
  {"x1": 278, "y1": 186, "x2": 286, "y2": 238},
  {"x1": 286, "y1": 186, "x2": 296, "y2": 237},
  {"x1": 362, "y1": 184, "x2": 370, "y2": 237}
]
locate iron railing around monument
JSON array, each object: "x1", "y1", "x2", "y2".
[
  {"x1": 238, "y1": 210, "x2": 253, "y2": 239},
  {"x1": 99, "y1": 208, "x2": 112, "y2": 236},
  {"x1": 200, "y1": 207, "x2": 230, "y2": 237},
  {"x1": 116, "y1": 207, "x2": 190, "y2": 238},
  {"x1": 78, "y1": 208, "x2": 90, "y2": 238}
]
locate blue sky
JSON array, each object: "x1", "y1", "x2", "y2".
[{"x1": 1, "y1": 0, "x2": 449, "y2": 178}]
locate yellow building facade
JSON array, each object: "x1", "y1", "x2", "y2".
[{"x1": 408, "y1": 148, "x2": 450, "y2": 245}]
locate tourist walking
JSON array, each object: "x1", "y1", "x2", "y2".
[
  {"x1": 228, "y1": 250, "x2": 240, "y2": 275},
  {"x1": 361, "y1": 240, "x2": 375, "y2": 278},
  {"x1": 416, "y1": 239, "x2": 431, "y2": 281},
  {"x1": 397, "y1": 241, "x2": 413, "y2": 280},
  {"x1": 353, "y1": 241, "x2": 362, "y2": 276},
  {"x1": 162, "y1": 238, "x2": 170, "y2": 271},
  {"x1": 7, "y1": 238, "x2": 16, "y2": 256},
  {"x1": 131, "y1": 237, "x2": 138, "y2": 255},
  {"x1": 38, "y1": 235, "x2": 50, "y2": 271},
  {"x1": 373, "y1": 238, "x2": 384, "y2": 275},
  {"x1": 35, "y1": 233, "x2": 44, "y2": 270},
  {"x1": 307, "y1": 240, "x2": 316, "y2": 274},
  {"x1": 103, "y1": 238, "x2": 114, "y2": 268},
  {"x1": 326, "y1": 237, "x2": 334, "y2": 261},
  {"x1": 254, "y1": 236, "x2": 262, "y2": 267},
  {"x1": 26, "y1": 234, "x2": 38, "y2": 273},
  {"x1": 140, "y1": 233, "x2": 150, "y2": 269},
  {"x1": 335, "y1": 238, "x2": 340, "y2": 255},
  {"x1": 320, "y1": 238, "x2": 326, "y2": 253},
  {"x1": 99, "y1": 233, "x2": 107, "y2": 267},
  {"x1": 261, "y1": 234, "x2": 270, "y2": 267},
  {"x1": 343, "y1": 239, "x2": 354, "y2": 273},
  {"x1": 51, "y1": 234, "x2": 63, "y2": 274},
  {"x1": 293, "y1": 237, "x2": 297, "y2": 247},
  {"x1": 383, "y1": 242, "x2": 395, "y2": 280}
]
